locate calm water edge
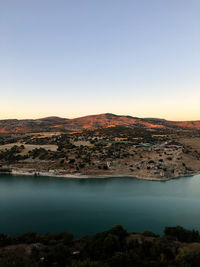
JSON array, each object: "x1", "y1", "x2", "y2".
[{"x1": 0, "y1": 174, "x2": 200, "y2": 237}]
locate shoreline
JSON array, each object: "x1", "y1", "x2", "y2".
[{"x1": 1, "y1": 168, "x2": 199, "y2": 181}]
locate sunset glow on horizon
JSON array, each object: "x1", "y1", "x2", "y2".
[{"x1": 1, "y1": 0, "x2": 200, "y2": 121}]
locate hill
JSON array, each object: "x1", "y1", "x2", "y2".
[{"x1": 0, "y1": 113, "x2": 200, "y2": 133}]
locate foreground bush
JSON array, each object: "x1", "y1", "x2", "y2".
[
  {"x1": 0, "y1": 225, "x2": 200, "y2": 266},
  {"x1": 164, "y1": 226, "x2": 200, "y2": 242}
]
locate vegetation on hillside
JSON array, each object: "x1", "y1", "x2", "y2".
[
  {"x1": 0, "y1": 225, "x2": 200, "y2": 266},
  {"x1": 0, "y1": 126, "x2": 200, "y2": 179}
]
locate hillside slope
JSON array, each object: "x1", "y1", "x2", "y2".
[{"x1": 0, "y1": 113, "x2": 200, "y2": 133}]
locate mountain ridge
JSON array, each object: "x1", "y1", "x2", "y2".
[{"x1": 0, "y1": 113, "x2": 200, "y2": 133}]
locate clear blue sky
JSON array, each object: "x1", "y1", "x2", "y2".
[{"x1": 0, "y1": 0, "x2": 200, "y2": 120}]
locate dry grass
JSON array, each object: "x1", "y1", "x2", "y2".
[
  {"x1": 178, "y1": 137, "x2": 200, "y2": 152},
  {"x1": 73, "y1": 141, "x2": 93, "y2": 147},
  {"x1": 0, "y1": 143, "x2": 58, "y2": 155}
]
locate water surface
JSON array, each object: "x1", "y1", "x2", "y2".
[{"x1": 0, "y1": 174, "x2": 200, "y2": 237}]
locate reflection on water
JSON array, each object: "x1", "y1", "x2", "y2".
[{"x1": 0, "y1": 174, "x2": 200, "y2": 237}]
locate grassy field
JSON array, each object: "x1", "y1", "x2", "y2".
[{"x1": 0, "y1": 143, "x2": 58, "y2": 155}]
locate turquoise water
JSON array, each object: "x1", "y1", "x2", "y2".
[{"x1": 0, "y1": 174, "x2": 200, "y2": 237}]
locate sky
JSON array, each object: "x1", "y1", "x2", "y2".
[{"x1": 0, "y1": 0, "x2": 200, "y2": 121}]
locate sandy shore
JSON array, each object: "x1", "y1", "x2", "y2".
[{"x1": 5, "y1": 168, "x2": 199, "y2": 181}]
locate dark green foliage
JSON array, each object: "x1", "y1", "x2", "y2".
[
  {"x1": 142, "y1": 230, "x2": 158, "y2": 237},
  {"x1": 167, "y1": 157, "x2": 172, "y2": 160},
  {"x1": 0, "y1": 234, "x2": 13, "y2": 246},
  {"x1": 0, "y1": 145, "x2": 26, "y2": 163},
  {"x1": 103, "y1": 164, "x2": 108, "y2": 170},
  {"x1": 42, "y1": 244, "x2": 71, "y2": 266},
  {"x1": 71, "y1": 259, "x2": 105, "y2": 267},
  {"x1": 164, "y1": 226, "x2": 200, "y2": 242},
  {"x1": 29, "y1": 148, "x2": 49, "y2": 159},
  {"x1": 42, "y1": 232, "x2": 73, "y2": 245},
  {"x1": 26, "y1": 137, "x2": 53, "y2": 145},
  {"x1": 175, "y1": 248, "x2": 200, "y2": 267},
  {"x1": 148, "y1": 160, "x2": 155, "y2": 164},
  {"x1": 56, "y1": 135, "x2": 76, "y2": 151},
  {"x1": 69, "y1": 158, "x2": 75, "y2": 164},
  {"x1": 56, "y1": 232, "x2": 74, "y2": 245},
  {"x1": 0, "y1": 256, "x2": 37, "y2": 267},
  {"x1": 17, "y1": 232, "x2": 41, "y2": 244},
  {"x1": 0, "y1": 225, "x2": 200, "y2": 266},
  {"x1": 82, "y1": 225, "x2": 128, "y2": 260}
]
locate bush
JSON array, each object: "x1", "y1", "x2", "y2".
[
  {"x1": 176, "y1": 248, "x2": 200, "y2": 267},
  {"x1": 103, "y1": 165, "x2": 108, "y2": 170},
  {"x1": 0, "y1": 234, "x2": 13, "y2": 246},
  {"x1": 56, "y1": 232, "x2": 74, "y2": 245},
  {"x1": 43, "y1": 244, "x2": 71, "y2": 266},
  {"x1": 42, "y1": 231, "x2": 73, "y2": 245},
  {"x1": 142, "y1": 230, "x2": 158, "y2": 237},
  {"x1": 164, "y1": 226, "x2": 200, "y2": 242},
  {"x1": 17, "y1": 232, "x2": 41, "y2": 244},
  {"x1": 167, "y1": 157, "x2": 172, "y2": 160}
]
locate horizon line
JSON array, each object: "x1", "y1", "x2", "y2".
[{"x1": 0, "y1": 113, "x2": 200, "y2": 122}]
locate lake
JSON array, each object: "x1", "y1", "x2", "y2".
[{"x1": 0, "y1": 174, "x2": 200, "y2": 237}]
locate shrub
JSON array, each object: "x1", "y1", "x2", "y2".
[
  {"x1": 17, "y1": 232, "x2": 41, "y2": 244},
  {"x1": 142, "y1": 230, "x2": 158, "y2": 237},
  {"x1": 164, "y1": 226, "x2": 200, "y2": 242}
]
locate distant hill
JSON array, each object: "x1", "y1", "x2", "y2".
[
  {"x1": 0, "y1": 113, "x2": 200, "y2": 133},
  {"x1": 38, "y1": 116, "x2": 68, "y2": 122}
]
